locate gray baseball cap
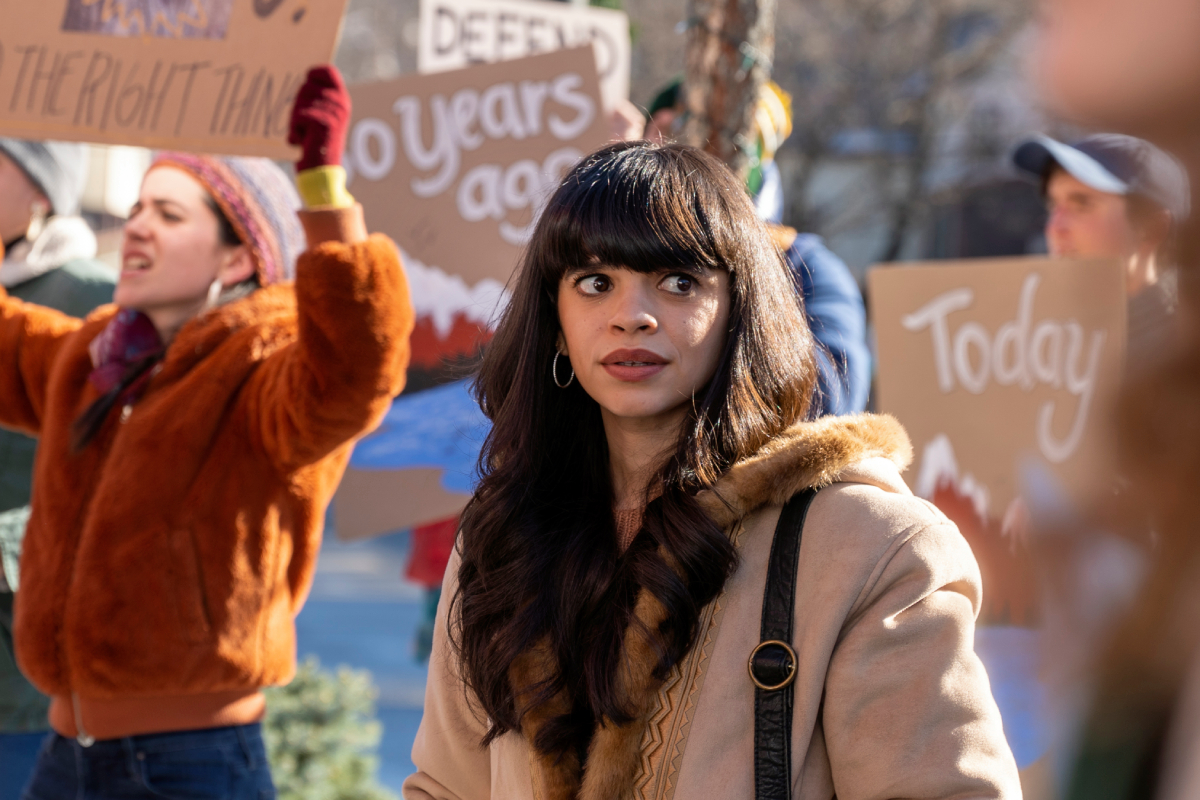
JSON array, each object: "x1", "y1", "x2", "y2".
[
  {"x1": 0, "y1": 138, "x2": 89, "y2": 217},
  {"x1": 1013, "y1": 133, "x2": 1190, "y2": 221}
]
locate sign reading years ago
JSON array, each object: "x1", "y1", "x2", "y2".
[
  {"x1": 417, "y1": 0, "x2": 631, "y2": 111},
  {"x1": 871, "y1": 257, "x2": 1126, "y2": 523},
  {"x1": 0, "y1": 0, "x2": 350, "y2": 158},
  {"x1": 345, "y1": 46, "x2": 609, "y2": 289}
]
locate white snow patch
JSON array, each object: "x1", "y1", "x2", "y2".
[
  {"x1": 401, "y1": 251, "x2": 511, "y2": 338},
  {"x1": 915, "y1": 434, "x2": 990, "y2": 521}
]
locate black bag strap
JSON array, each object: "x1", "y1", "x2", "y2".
[{"x1": 749, "y1": 487, "x2": 819, "y2": 800}]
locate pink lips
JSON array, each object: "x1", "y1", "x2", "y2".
[{"x1": 601, "y1": 348, "x2": 669, "y2": 382}]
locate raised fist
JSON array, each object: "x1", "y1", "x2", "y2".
[{"x1": 288, "y1": 65, "x2": 351, "y2": 172}]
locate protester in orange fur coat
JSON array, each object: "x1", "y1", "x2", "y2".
[{"x1": 5, "y1": 66, "x2": 413, "y2": 798}]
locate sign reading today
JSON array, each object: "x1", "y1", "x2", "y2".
[
  {"x1": 345, "y1": 45, "x2": 609, "y2": 289},
  {"x1": 417, "y1": 0, "x2": 630, "y2": 110},
  {"x1": 870, "y1": 257, "x2": 1126, "y2": 521},
  {"x1": 0, "y1": 0, "x2": 349, "y2": 158}
]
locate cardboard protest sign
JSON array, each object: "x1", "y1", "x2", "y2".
[
  {"x1": 333, "y1": 47, "x2": 606, "y2": 541},
  {"x1": 0, "y1": 0, "x2": 349, "y2": 158},
  {"x1": 870, "y1": 257, "x2": 1125, "y2": 546},
  {"x1": 335, "y1": 378, "x2": 488, "y2": 541},
  {"x1": 870, "y1": 256, "x2": 1126, "y2": 788},
  {"x1": 345, "y1": 45, "x2": 608, "y2": 289},
  {"x1": 417, "y1": 0, "x2": 630, "y2": 110}
]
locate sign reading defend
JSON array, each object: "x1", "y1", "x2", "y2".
[
  {"x1": 0, "y1": 0, "x2": 350, "y2": 158},
  {"x1": 417, "y1": 0, "x2": 630, "y2": 110}
]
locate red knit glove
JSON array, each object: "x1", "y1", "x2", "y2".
[{"x1": 288, "y1": 65, "x2": 350, "y2": 172}]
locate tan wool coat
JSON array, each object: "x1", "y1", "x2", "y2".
[{"x1": 404, "y1": 414, "x2": 1022, "y2": 800}]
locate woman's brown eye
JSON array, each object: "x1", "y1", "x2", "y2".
[
  {"x1": 579, "y1": 275, "x2": 610, "y2": 295},
  {"x1": 661, "y1": 274, "x2": 694, "y2": 294}
]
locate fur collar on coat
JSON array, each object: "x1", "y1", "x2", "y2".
[{"x1": 510, "y1": 413, "x2": 913, "y2": 800}]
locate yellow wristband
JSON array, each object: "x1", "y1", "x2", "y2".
[{"x1": 296, "y1": 165, "x2": 355, "y2": 209}]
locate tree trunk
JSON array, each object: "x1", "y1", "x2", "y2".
[{"x1": 681, "y1": 0, "x2": 777, "y2": 181}]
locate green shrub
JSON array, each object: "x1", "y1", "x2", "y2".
[{"x1": 263, "y1": 656, "x2": 399, "y2": 800}]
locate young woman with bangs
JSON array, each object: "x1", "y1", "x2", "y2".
[{"x1": 403, "y1": 142, "x2": 1019, "y2": 800}]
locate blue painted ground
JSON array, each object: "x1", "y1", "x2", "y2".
[
  {"x1": 296, "y1": 529, "x2": 428, "y2": 793},
  {"x1": 350, "y1": 379, "x2": 488, "y2": 494}
]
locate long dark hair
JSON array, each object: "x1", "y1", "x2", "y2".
[{"x1": 452, "y1": 142, "x2": 818, "y2": 759}]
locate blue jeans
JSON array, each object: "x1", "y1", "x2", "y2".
[
  {"x1": 20, "y1": 723, "x2": 275, "y2": 799},
  {"x1": 0, "y1": 733, "x2": 47, "y2": 800}
]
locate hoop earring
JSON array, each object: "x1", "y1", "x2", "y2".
[
  {"x1": 25, "y1": 202, "x2": 48, "y2": 242},
  {"x1": 205, "y1": 278, "x2": 223, "y2": 310},
  {"x1": 552, "y1": 351, "x2": 574, "y2": 389}
]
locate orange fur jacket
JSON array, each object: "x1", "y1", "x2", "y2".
[{"x1": 2, "y1": 206, "x2": 413, "y2": 740}]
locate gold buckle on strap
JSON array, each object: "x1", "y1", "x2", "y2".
[{"x1": 747, "y1": 639, "x2": 797, "y2": 691}]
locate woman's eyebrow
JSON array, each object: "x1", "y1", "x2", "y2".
[
  {"x1": 656, "y1": 263, "x2": 706, "y2": 276},
  {"x1": 145, "y1": 197, "x2": 186, "y2": 214}
]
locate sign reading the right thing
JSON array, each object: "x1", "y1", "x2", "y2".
[{"x1": 870, "y1": 257, "x2": 1126, "y2": 626}]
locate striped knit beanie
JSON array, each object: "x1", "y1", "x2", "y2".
[{"x1": 149, "y1": 153, "x2": 304, "y2": 285}]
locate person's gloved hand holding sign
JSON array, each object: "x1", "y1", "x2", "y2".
[{"x1": 289, "y1": 65, "x2": 356, "y2": 210}]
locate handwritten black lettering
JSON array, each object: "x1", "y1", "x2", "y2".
[
  {"x1": 114, "y1": 62, "x2": 147, "y2": 128},
  {"x1": 45, "y1": 50, "x2": 84, "y2": 117},
  {"x1": 462, "y1": 12, "x2": 486, "y2": 63},
  {"x1": 9, "y1": 46, "x2": 41, "y2": 113},
  {"x1": 1, "y1": 36, "x2": 303, "y2": 147},
  {"x1": 99, "y1": 59, "x2": 122, "y2": 131},
  {"x1": 525, "y1": 17, "x2": 546, "y2": 55},
  {"x1": 225, "y1": 68, "x2": 265, "y2": 135},
  {"x1": 173, "y1": 61, "x2": 209, "y2": 136},
  {"x1": 210, "y1": 64, "x2": 242, "y2": 134},
  {"x1": 250, "y1": 0, "x2": 283, "y2": 17},
  {"x1": 73, "y1": 51, "x2": 114, "y2": 126},
  {"x1": 434, "y1": 7, "x2": 457, "y2": 56},
  {"x1": 133, "y1": 60, "x2": 163, "y2": 130},
  {"x1": 24, "y1": 47, "x2": 56, "y2": 114},
  {"x1": 254, "y1": 0, "x2": 287, "y2": 18},
  {"x1": 252, "y1": 71, "x2": 301, "y2": 138},
  {"x1": 496, "y1": 13, "x2": 518, "y2": 59},
  {"x1": 146, "y1": 62, "x2": 177, "y2": 131}
]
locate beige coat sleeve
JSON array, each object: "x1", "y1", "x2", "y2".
[
  {"x1": 820, "y1": 520, "x2": 1022, "y2": 800},
  {"x1": 403, "y1": 549, "x2": 493, "y2": 800}
]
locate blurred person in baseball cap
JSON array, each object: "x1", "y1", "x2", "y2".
[{"x1": 1013, "y1": 132, "x2": 1189, "y2": 358}]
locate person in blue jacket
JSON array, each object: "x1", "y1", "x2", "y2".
[
  {"x1": 645, "y1": 79, "x2": 870, "y2": 417},
  {"x1": 779, "y1": 229, "x2": 871, "y2": 416}
]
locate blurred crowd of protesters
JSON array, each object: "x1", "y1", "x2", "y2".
[{"x1": 0, "y1": 0, "x2": 1199, "y2": 796}]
